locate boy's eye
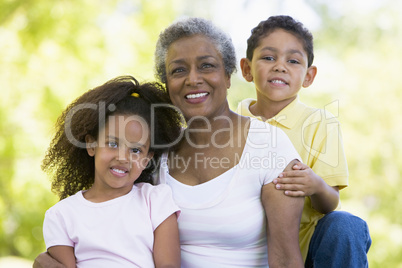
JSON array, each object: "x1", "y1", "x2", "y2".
[
  {"x1": 288, "y1": 59, "x2": 300, "y2": 64},
  {"x1": 108, "y1": 141, "x2": 118, "y2": 148},
  {"x1": 263, "y1": 56, "x2": 275, "y2": 61}
]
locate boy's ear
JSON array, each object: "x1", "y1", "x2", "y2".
[
  {"x1": 85, "y1": 135, "x2": 96, "y2": 156},
  {"x1": 240, "y1": 58, "x2": 253, "y2": 82},
  {"x1": 302, "y1": 65, "x2": 317, "y2": 88}
]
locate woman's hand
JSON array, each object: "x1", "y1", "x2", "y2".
[{"x1": 33, "y1": 252, "x2": 67, "y2": 268}]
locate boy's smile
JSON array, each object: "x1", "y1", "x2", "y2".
[{"x1": 241, "y1": 29, "x2": 316, "y2": 118}]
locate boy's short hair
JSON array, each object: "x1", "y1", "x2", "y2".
[{"x1": 246, "y1": 15, "x2": 314, "y2": 67}]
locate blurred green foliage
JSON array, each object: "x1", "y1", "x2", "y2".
[
  {"x1": 309, "y1": 2, "x2": 402, "y2": 266},
  {"x1": 0, "y1": 0, "x2": 180, "y2": 260},
  {"x1": 1, "y1": 0, "x2": 401, "y2": 267}
]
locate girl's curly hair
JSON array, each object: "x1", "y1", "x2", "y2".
[{"x1": 42, "y1": 75, "x2": 184, "y2": 200}]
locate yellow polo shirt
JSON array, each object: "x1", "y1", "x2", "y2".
[{"x1": 236, "y1": 98, "x2": 348, "y2": 261}]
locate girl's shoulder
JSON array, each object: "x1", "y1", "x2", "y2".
[
  {"x1": 45, "y1": 191, "x2": 83, "y2": 214},
  {"x1": 133, "y1": 183, "x2": 178, "y2": 217},
  {"x1": 134, "y1": 183, "x2": 173, "y2": 198}
]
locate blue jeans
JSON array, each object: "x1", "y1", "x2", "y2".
[{"x1": 305, "y1": 211, "x2": 372, "y2": 268}]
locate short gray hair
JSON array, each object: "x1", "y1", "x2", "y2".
[{"x1": 154, "y1": 17, "x2": 237, "y2": 84}]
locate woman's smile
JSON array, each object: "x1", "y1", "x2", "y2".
[{"x1": 165, "y1": 35, "x2": 231, "y2": 119}]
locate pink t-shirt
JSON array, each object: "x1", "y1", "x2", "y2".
[{"x1": 43, "y1": 183, "x2": 180, "y2": 268}]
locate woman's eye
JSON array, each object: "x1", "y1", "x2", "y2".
[
  {"x1": 171, "y1": 67, "x2": 184, "y2": 74},
  {"x1": 108, "y1": 141, "x2": 118, "y2": 148},
  {"x1": 201, "y1": 63, "x2": 213, "y2": 69}
]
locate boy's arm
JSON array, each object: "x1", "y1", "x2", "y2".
[
  {"x1": 153, "y1": 213, "x2": 181, "y2": 268},
  {"x1": 47, "y1": 246, "x2": 76, "y2": 268},
  {"x1": 273, "y1": 163, "x2": 339, "y2": 214},
  {"x1": 262, "y1": 159, "x2": 304, "y2": 268}
]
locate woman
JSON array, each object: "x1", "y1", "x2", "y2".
[
  {"x1": 34, "y1": 17, "x2": 304, "y2": 268},
  {"x1": 154, "y1": 17, "x2": 304, "y2": 267}
]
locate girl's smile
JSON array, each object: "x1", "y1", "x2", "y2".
[{"x1": 84, "y1": 114, "x2": 153, "y2": 202}]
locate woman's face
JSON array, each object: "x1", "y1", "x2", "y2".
[{"x1": 165, "y1": 35, "x2": 231, "y2": 120}]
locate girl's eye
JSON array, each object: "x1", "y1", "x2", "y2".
[
  {"x1": 130, "y1": 148, "x2": 141, "y2": 154},
  {"x1": 108, "y1": 141, "x2": 118, "y2": 148},
  {"x1": 288, "y1": 59, "x2": 300, "y2": 64}
]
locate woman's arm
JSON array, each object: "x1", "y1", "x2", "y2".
[
  {"x1": 47, "y1": 246, "x2": 76, "y2": 268},
  {"x1": 33, "y1": 252, "x2": 66, "y2": 268},
  {"x1": 262, "y1": 159, "x2": 304, "y2": 267},
  {"x1": 153, "y1": 213, "x2": 181, "y2": 268},
  {"x1": 274, "y1": 163, "x2": 340, "y2": 214}
]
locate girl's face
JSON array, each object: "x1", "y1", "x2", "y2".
[
  {"x1": 165, "y1": 35, "x2": 231, "y2": 120},
  {"x1": 86, "y1": 114, "x2": 153, "y2": 199}
]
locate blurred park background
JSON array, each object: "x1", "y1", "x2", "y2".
[{"x1": 1, "y1": 0, "x2": 401, "y2": 267}]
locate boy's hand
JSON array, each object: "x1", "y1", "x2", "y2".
[{"x1": 273, "y1": 163, "x2": 323, "y2": 197}]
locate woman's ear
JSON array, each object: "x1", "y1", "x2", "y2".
[
  {"x1": 240, "y1": 58, "x2": 253, "y2": 82},
  {"x1": 225, "y1": 74, "x2": 231, "y2": 89},
  {"x1": 85, "y1": 135, "x2": 96, "y2": 156},
  {"x1": 302, "y1": 65, "x2": 317, "y2": 88}
]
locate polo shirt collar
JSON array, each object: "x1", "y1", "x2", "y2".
[{"x1": 238, "y1": 97, "x2": 305, "y2": 130}]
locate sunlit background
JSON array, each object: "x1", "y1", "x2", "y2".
[{"x1": 1, "y1": 0, "x2": 401, "y2": 267}]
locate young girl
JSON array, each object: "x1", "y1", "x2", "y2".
[{"x1": 41, "y1": 75, "x2": 183, "y2": 268}]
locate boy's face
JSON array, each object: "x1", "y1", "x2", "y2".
[{"x1": 241, "y1": 29, "x2": 316, "y2": 106}]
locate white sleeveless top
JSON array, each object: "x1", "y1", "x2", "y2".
[{"x1": 157, "y1": 118, "x2": 300, "y2": 268}]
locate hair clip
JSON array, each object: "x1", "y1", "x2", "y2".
[{"x1": 131, "y1": 92, "x2": 140, "y2": 98}]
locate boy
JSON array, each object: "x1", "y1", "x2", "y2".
[{"x1": 236, "y1": 15, "x2": 371, "y2": 267}]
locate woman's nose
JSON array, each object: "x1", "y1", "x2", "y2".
[{"x1": 185, "y1": 68, "x2": 202, "y2": 86}]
